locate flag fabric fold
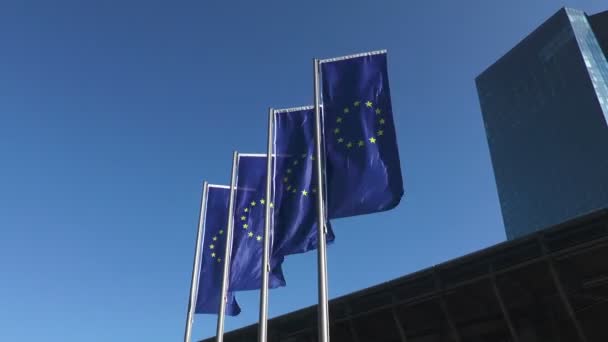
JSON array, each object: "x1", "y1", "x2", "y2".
[
  {"x1": 195, "y1": 185, "x2": 241, "y2": 316},
  {"x1": 228, "y1": 155, "x2": 286, "y2": 291},
  {"x1": 272, "y1": 107, "x2": 335, "y2": 257},
  {"x1": 320, "y1": 51, "x2": 404, "y2": 219}
]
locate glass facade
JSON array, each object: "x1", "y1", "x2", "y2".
[
  {"x1": 590, "y1": 11, "x2": 608, "y2": 56},
  {"x1": 569, "y1": 8, "x2": 608, "y2": 116},
  {"x1": 476, "y1": 7, "x2": 608, "y2": 240}
]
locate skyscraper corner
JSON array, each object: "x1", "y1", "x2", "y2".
[{"x1": 476, "y1": 7, "x2": 608, "y2": 240}]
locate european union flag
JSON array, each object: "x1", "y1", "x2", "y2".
[
  {"x1": 228, "y1": 154, "x2": 286, "y2": 291},
  {"x1": 272, "y1": 107, "x2": 335, "y2": 257},
  {"x1": 320, "y1": 51, "x2": 404, "y2": 219},
  {"x1": 195, "y1": 185, "x2": 241, "y2": 316}
]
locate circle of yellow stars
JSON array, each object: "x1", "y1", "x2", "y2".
[
  {"x1": 208, "y1": 196, "x2": 273, "y2": 262},
  {"x1": 282, "y1": 153, "x2": 318, "y2": 198},
  {"x1": 208, "y1": 228, "x2": 225, "y2": 263},
  {"x1": 335, "y1": 100, "x2": 385, "y2": 150},
  {"x1": 240, "y1": 198, "x2": 272, "y2": 243}
]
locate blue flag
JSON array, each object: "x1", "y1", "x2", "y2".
[
  {"x1": 320, "y1": 51, "x2": 404, "y2": 219},
  {"x1": 195, "y1": 185, "x2": 241, "y2": 316},
  {"x1": 272, "y1": 107, "x2": 335, "y2": 257},
  {"x1": 228, "y1": 154, "x2": 286, "y2": 291}
]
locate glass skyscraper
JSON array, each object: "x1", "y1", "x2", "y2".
[{"x1": 476, "y1": 8, "x2": 608, "y2": 240}]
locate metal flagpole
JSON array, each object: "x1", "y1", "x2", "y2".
[
  {"x1": 216, "y1": 151, "x2": 239, "y2": 342},
  {"x1": 184, "y1": 182, "x2": 210, "y2": 342},
  {"x1": 258, "y1": 108, "x2": 274, "y2": 342},
  {"x1": 313, "y1": 58, "x2": 331, "y2": 342}
]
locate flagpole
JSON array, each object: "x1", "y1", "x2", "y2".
[
  {"x1": 258, "y1": 108, "x2": 274, "y2": 342},
  {"x1": 216, "y1": 151, "x2": 239, "y2": 342},
  {"x1": 184, "y1": 182, "x2": 209, "y2": 342},
  {"x1": 313, "y1": 58, "x2": 331, "y2": 342}
]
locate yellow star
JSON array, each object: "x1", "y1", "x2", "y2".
[
  {"x1": 283, "y1": 177, "x2": 288, "y2": 183},
  {"x1": 212, "y1": 236, "x2": 217, "y2": 241},
  {"x1": 293, "y1": 160, "x2": 298, "y2": 165},
  {"x1": 287, "y1": 185, "x2": 291, "y2": 190},
  {"x1": 347, "y1": 142, "x2": 353, "y2": 148},
  {"x1": 365, "y1": 101, "x2": 373, "y2": 108},
  {"x1": 260, "y1": 199, "x2": 265, "y2": 205},
  {"x1": 301, "y1": 153, "x2": 307, "y2": 159},
  {"x1": 354, "y1": 101, "x2": 360, "y2": 107},
  {"x1": 251, "y1": 201, "x2": 256, "y2": 206},
  {"x1": 210, "y1": 244, "x2": 215, "y2": 249},
  {"x1": 211, "y1": 252, "x2": 216, "y2": 258},
  {"x1": 302, "y1": 190, "x2": 308, "y2": 196},
  {"x1": 248, "y1": 232, "x2": 254, "y2": 238},
  {"x1": 337, "y1": 137, "x2": 344, "y2": 143},
  {"x1": 244, "y1": 208, "x2": 248, "y2": 213},
  {"x1": 269, "y1": 202, "x2": 274, "y2": 208},
  {"x1": 334, "y1": 128, "x2": 340, "y2": 134},
  {"x1": 287, "y1": 168, "x2": 292, "y2": 174},
  {"x1": 379, "y1": 118, "x2": 385, "y2": 125},
  {"x1": 292, "y1": 188, "x2": 297, "y2": 193},
  {"x1": 344, "y1": 107, "x2": 350, "y2": 113},
  {"x1": 358, "y1": 140, "x2": 364, "y2": 147},
  {"x1": 256, "y1": 236, "x2": 262, "y2": 241},
  {"x1": 243, "y1": 224, "x2": 249, "y2": 229},
  {"x1": 375, "y1": 108, "x2": 382, "y2": 115},
  {"x1": 336, "y1": 117, "x2": 343, "y2": 123},
  {"x1": 217, "y1": 258, "x2": 222, "y2": 263},
  {"x1": 219, "y1": 229, "x2": 224, "y2": 234},
  {"x1": 369, "y1": 137, "x2": 377, "y2": 144},
  {"x1": 377, "y1": 130, "x2": 384, "y2": 136},
  {"x1": 240, "y1": 216, "x2": 246, "y2": 221}
]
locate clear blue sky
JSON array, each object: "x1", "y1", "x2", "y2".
[{"x1": 0, "y1": 1, "x2": 605, "y2": 341}]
